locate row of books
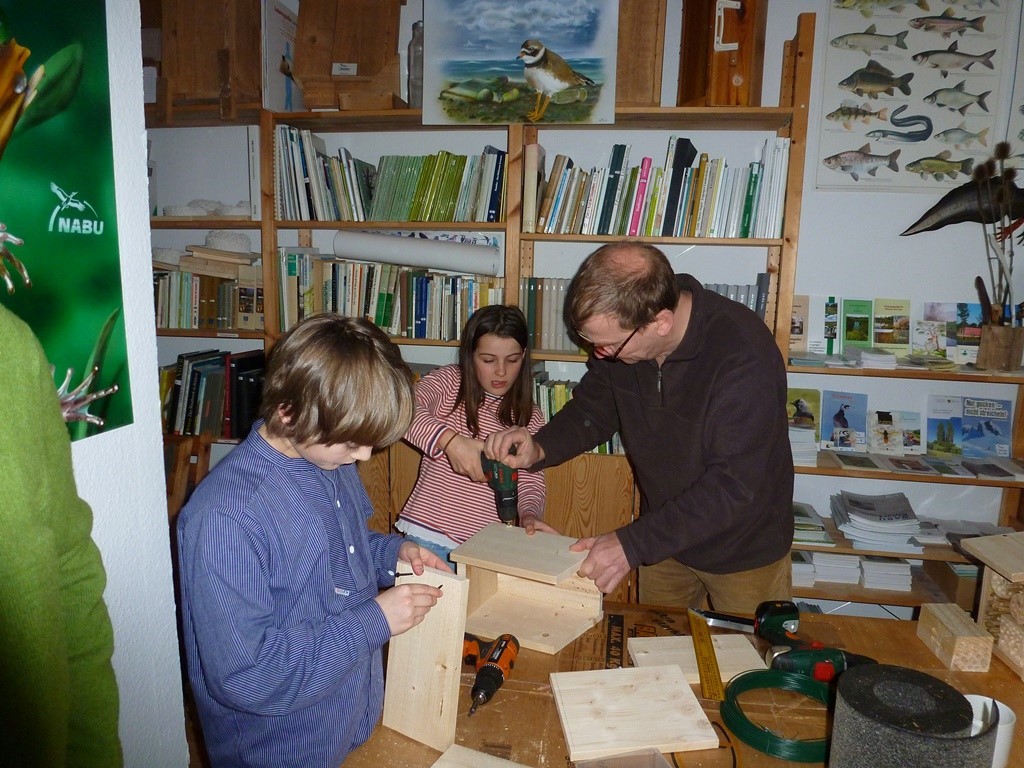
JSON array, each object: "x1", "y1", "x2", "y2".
[
  {"x1": 160, "y1": 349, "x2": 265, "y2": 440},
  {"x1": 703, "y1": 274, "x2": 772, "y2": 320},
  {"x1": 789, "y1": 295, "x2": 998, "y2": 366},
  {"x1": 523, "y1": 136, "x2": 790, "y2": 239},
  {"x1": 153, "y1": 267, "x2": 264, "y2": 332},
  {"x1": 273, "y1": 124, "x2": 507, "y2": 223},
  {"x1": 276, "y1": 247, "x2": 505, "y2": 340},
  {"x1": 369, "y1": 148, "x2": 506, "y2": 224},
  {"x1": 516, "y1": 277, "x2": 580, "y2": 353},
  {"x1": 532, "y1": 367, "x2": 623, "y2": 455}
]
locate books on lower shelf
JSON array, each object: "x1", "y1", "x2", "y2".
[
  {"x1": 153, "y1": 258, "x2": 263, "y2": 332},
  {"x1": 791, "y1": 550, "x2": 816, "y2": 587},
  {"x1": 294, "y1": 255, "x2": 505, "y2": 340},
  {"x1": 811, "y1": 551, "x2": 861, "y2": 584},
  {"x1": 829, "y1": 490, "x2": 926, "y2": 554},
  {"x1": 792, "y1": 501, "x2": 835, "y2": 547},
  {"x1": 163, "y1": 348, "x2": 265, "y2": 440},
  {"x1": 532, "y1": 366, "x2": 622, "y2": 455},
  {"x1": 860, "y1": 556, "x2": 912, "y2": 592}
]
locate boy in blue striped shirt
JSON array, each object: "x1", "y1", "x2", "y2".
[{"x1": 177, "y1": 315, "x2": 449, "y2": 767}]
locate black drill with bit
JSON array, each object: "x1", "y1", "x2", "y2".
[{"x1": 480, "y1": 445, "x2": 518, "y2": 526}]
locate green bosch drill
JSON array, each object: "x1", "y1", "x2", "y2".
[{"x1": 480, "y1": 446, "x2": 518, "y2": 526}]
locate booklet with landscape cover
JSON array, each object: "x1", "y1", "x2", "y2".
[{"x1": 960, "y1": 396, "x2": 1012, "y2": 459}]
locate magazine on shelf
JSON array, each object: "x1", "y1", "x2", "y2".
[
  {"x1": 877, "y1": 455, "x2": 940, "y2": 476},
  {"x1": 960, "y1": 396, "x2": 1012, "y2": 459},
  {"x1": 926, "y1": 394, "x2": 963, "y2": 459},
  {"x1": 920, "y1": 456, "x2": 975, "y2": 478},
  {"x1": 821, "y1": 389, "x2": 868, "y2": 452},
  {"x1": 866, "y1": 410, "x2": 902, "y2": 455},
  {"x1": 836, "y1": 490, "x2": 918, "y2": 529},
  {"x1": 824, "y1": 451, "x2": 889, "y2": 473}
]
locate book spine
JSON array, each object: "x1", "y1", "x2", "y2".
[
  {"x1": 739, "y1": 162, "x2": 761, "y2": 238},
  {"x1": 627, "y1": 156, "x2": 653, "y2": 237}
]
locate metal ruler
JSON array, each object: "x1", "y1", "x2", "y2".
[{"x1": 687, "y1": 609, "x2": 726, "y2": 701}]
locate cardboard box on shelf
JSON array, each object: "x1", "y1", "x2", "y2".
[{"x1": 923, "y1": 559, "x2": 978, "y2": 613}]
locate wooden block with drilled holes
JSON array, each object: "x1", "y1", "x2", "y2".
[{"x1": 916, "y1": 602, "x2": 993, "y2": 672}]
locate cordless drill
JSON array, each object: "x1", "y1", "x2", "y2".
[
  {"x1": 462, "y1": 633, "x2": 520, "y2": 716},
  {"x1": 480, "y1": 446, "x2": 518, "y2": 526},
  {"x1": 765, "y1": 644, "x2": 876, "y2": 682}
]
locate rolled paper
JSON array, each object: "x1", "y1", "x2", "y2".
[{"x1": 332, "y1": 230, "x2": 501, "y2": 276}]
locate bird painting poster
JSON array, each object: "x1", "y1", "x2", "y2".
[
  {"x1": 421, "y1": 0, "x2": 618, "y2": 126},
  {"x1": 816, "y1": 1, "x2": 1019, "y2": 193},
  {"x1": 0, "y1": 0, "x2": 132, "y2": 439}
]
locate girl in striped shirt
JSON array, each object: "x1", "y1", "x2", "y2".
[{"x1": 398, "y1": 304, "x2": 553, "y2": 561}]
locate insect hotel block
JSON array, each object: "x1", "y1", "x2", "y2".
[
  {"x1": 962, "y1": 531, "x2": 1024, "y2": 680},
  {"x1": 450, "y1": 524, "x2": 603, "y2": 654},
  {"x1": 916, "y1": 602, "x2": 993, "y2": 672}
]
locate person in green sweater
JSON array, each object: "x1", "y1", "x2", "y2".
[{"x1": 0, "y1": 301, "x2": 122, "y2": 767}]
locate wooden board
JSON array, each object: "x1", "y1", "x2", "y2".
[
  {"x1": 462, "y1": 571, "x2": 602, "y2": 654},
  {"x1": 627, "y1": 634, "x2": 766, "y2": 684},
  {"x1": 430, "y1": 744, "x2": 531, "y2": 768},
  {"x1": 962, "y1": 532, "x2": 1024, "y2": 582},
  {"x1": 382, "y1": 566, "x2": 469, "y2": 753},
  {"x1": 549, "y1": 665, "x2": 718, "y2": 760},
  {"x1": 451, "y1": 523, "x2": 587, "y2": 584}
]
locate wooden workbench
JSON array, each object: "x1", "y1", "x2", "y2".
[{"x1": 345, "y1": 602, "x2": 1023, "y2": 768}]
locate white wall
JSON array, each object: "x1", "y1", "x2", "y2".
[{"x1": 73, "y1": 3, "x2": 189, "y2": 765}]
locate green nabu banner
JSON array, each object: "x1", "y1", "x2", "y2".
[{"x1": 0, "y1": 0, "x2": 131, "y2": 439}]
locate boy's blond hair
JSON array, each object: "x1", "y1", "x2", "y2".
[{"x1": 260, "y1": 314, "x2": 414, "y2": 448}]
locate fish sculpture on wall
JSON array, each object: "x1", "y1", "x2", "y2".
[{"x1": 900, "y1": 177, "x2": 1024, "y2": 236}]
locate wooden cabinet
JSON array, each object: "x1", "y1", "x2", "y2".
[{"x1": 141, "y1": 0, "x2": 262, "y2": 125}]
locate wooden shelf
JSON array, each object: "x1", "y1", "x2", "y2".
[
  {"x1": 520, "y1": 233, "x2": 782, "y2": 246},
  {"x1": 144, "y1": 103, "x2": 262, "y2": 129},
  {"x1": 156, "y1": 328, "x2": 264, "y2": 340},
  {"x1": 796, "y1": 451, "x2": 1024, "y2": 489},
  {"x1": 794, "y1": 565, "x2": 947, "y2": 607},
  {"x1": 264, "y1": 105, "x2": 797, "y2": 134},
  {"x1": 788, "y1": 364, "x2": 1024, "y2": 384},
  {"x1": 151, "y1": 217, "x2": 261, "y2": 230},
  {"x1": 277, "y1": 220, "x2": 505, "y2": 231},
  {"x1": 793, "y1": 520, "x2": 968, "y2": 563}
]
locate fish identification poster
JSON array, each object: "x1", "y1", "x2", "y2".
[{"x1": 816, "y1": 1, "x2": 1018, "y2": 193}]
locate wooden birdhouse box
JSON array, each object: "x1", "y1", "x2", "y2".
[
  {"x1": 292, "y1": 0, "x2": 406, "y2": 110},
  {"x1": 450, "y1": 524, "x2": 603, "y2": 654},
  {"x1": 962, "y1": 531, "x2": 1024, "y2": 680}
]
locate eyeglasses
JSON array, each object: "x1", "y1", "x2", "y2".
[{"x1": 576, "y1": 325, "x2": 642, "y2": 361}]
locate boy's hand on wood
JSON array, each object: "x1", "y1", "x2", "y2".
[
  {"x1": 398, "y1": 541, "x2": 453, "y2": 573},
  {"x1": 376, "y1": 584, "x2": 443, "y2": 636}
]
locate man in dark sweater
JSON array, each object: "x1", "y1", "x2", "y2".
[{"x1": 485, "y1": 242, "x2": 793, "y2": 612}]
